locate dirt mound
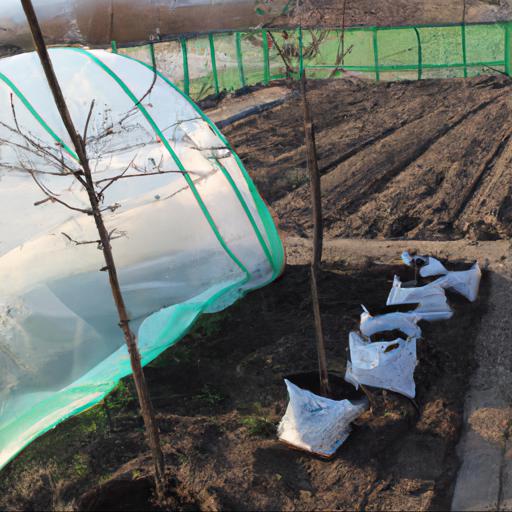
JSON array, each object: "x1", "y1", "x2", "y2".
[{"x1": 225, "y1": 75, "x2": 512, "y2": 240}]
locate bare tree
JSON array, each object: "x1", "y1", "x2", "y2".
[
  {"x1": 300, "y1": 71, "x2": 331, "y2": 396},
  {"x1": 19, "y1": 0, "x2": 173, "y2": 499},
  {"x1": 255, "y1": 1, "x2": 338, "y2": 395}
]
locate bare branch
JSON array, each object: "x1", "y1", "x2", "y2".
[
  {"x1": 28, "y1": 169, "x2": 91, "y2": 214},
  {"x1": 83, "y1": 99, "x2": 95, "y2": 146}
]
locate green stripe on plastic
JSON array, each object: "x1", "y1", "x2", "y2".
[
  {"x1": 212, "y1": 159, "x2": 276, "y2": 276},
  {"x1": 235, "y1": 32, "x2": 246, "y2": 87},
  {"x1": 65, "y1": 48, "x2": 250, "y2": 280},
  {"x1": 180, "y1": 37, "x2": 190, "y2": 96},
  {"x1": 209, "y1": 33, "x2": 220, "y2": 95},
  {"x1": 115, "y1": 51, "x2": 284, "y2": 279},
  {"x1": 0, "y1": 72, "x2": 78, "y2": 160}
]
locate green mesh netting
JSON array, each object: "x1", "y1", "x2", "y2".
[{"x1": 111, "y1": 22, "x2": 512, "y2": 100}]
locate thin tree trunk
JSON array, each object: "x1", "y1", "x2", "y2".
[
  {"x1": 300, "y1": 70, "x2": 331, "y2": 397},
  {"x1": 21, "y1": 0, "x2": 166, "y2": 498}
]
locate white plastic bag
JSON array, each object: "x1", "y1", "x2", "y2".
[
  {"x1": 430, "y1": 263, "x2": 481, "y2": 302},
  {"x1": 387, "y1": 276, "x2": 453, "y2": 321},
  {"x1": 401, "y1": 252, "x2": 481, "y2": 301},
  {"x1": 278, "y1": 379, "x2": 368, "y2": 457},
  {"x1": 360, "y1": 305, "x2": 422, "y2": 339},
  {"x1": 401, "y1": 251, "x2": 448, "y2": 277},
  {"x1": 345, "y1": 331, "x2": 418, "y2": 399}
]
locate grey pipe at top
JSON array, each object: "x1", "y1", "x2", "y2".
[{"x1": 0, "y1": 0, "x2": 276, "y2": 54}]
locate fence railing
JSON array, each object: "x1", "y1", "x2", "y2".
[{"x1": 111, "y1": 21, "x2": 512, "y2": 100}]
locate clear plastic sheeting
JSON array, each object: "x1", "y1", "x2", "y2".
[
  {"x1": 278, "y1": 380, "x2": 368, "y2": 458},
  {"x1": 401, "y1": 252, "x2": 481, "y2": 302},
  {"x1": 387, "y1": 276, "x2": 454, "y2": 321},
  {"x1": 360, "y1": 305, "x2": 422, "y2": 339},
  {"x1": 0, "y1": 49, "x2": 284, "y2": 470},
  {"x1": 345, "y1": 332, "x2": 418, "y2": 399}
]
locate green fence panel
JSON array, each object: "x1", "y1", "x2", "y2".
[
  {"x1": 209, "y1": 33, "x2": 220, "y2": 95},
  {"x1": 235, "y1": 32, "x2": 246, "y2": 87},
  {"x1": 505, "y1": 22, "x2": 512, "y2": 76},
  {"x1": 186, "y1": 35, "x2": 216, "y2": 100},
  {"x1": 465, "y1": 23, "x2": 505, "y2": 77},
  {"x1": 213, "y1": 32, "x2": 240, "y2": 93},
  {"x1": 239, "y1": 31, "x2": 265, "y2": 86},
  {"x1": 118, "y1": 44, "x2": 154, "y2": 66},
  {"x1": 418, "y1": 25, "x2": 465, "y2": 79},
  {"x1": 153, "y1": 39, "x2": 185, "y2": 92},
  {"x1": 300, "y1": 29, "x2": 344, "y2": 79},
  {"x1": 376, "y1": 27, "x2": 421, "y2": 81},
  {"x1": 111, "y1": 21, "x2": 511, "y2": 100},
  {"x1": 267, "y1": 29, "x2": 300, "y2": 79},
  {"x1": 338, "y1": 29, "x2": 375, "y2": 77}
]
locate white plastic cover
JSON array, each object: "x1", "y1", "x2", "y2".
[
  {"x1": 345, "y1": 331, "x2": 418, "y2": 399},
  {"x1": 430, "y1": 263, "x2": 482, "y2": 302},
  {"x1": 0, "y1": 49, "x2": 284, "y2": 470},
  {"x1": 387, "y1": 276, "x2": 454, "y2": 321},
  {"x1": 401, "y1": 251, "x2": 449, "y2": 277},
  {"x1": 278, "y1": 379, "x2": 368, "y2": 457},
  {"x1": 401, "y1": 252, "x2": 481, "y2": 302},
  {"x1": 360, "y1": 305, "x2": 422, "y2": 339}
]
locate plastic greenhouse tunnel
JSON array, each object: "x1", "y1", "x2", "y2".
[{"x1": 0, "y1": 48, "x2": 285, "y2": 470}]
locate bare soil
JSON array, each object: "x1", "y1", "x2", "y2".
[
  {"x1": 0, "y1": 251, "x2": 490, "y2": 511},
  {"x1": 223, "y1": 75, "x2": 512, "y2": 241}
]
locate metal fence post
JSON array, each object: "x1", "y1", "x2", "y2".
[
  {"x1": 298, "y1": 26, "x2": 304, "y2": 78},
  {"x1": 209, "y1": 33, "x2": 220, "y2": 95},
  {"x1": 505, "y1": 22, "x2": 512, "y2": 77},
  {"x1": 235, "y1": 32, "x2": 246, "y2": 88},
  {"x1": 372, "y1": 27, "x2": 380, "y2": 81},
  {"x1": 149, "y1": 42, "x2": 156, "y2": 69},
  {"x1": 414, "y1": 27, "x2": 423, "y2": 80},
  {"x1": 262, "y1": 29, "x2": 271, "y2": 85},
  {"x1": 180, "y1": 36, "x2": 190, "y2": 96},
  {"x1": 461, "y1": 23, "x2": 468, "y2": 78}
]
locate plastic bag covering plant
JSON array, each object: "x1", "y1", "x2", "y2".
[
  {"x1": 401, "y1": 252, "x2": 481, "y2": 302},
  {"x1": 0, "y1": 49, "x2": 284, "y2": 470},
  {"x1": 360, "y1": 305, "x2": 422, "y2": 339},
  {"x1": 387, "y1": 276, "x2": 454, "y2": 321},
  {"x1": 346, "y1": 332, "x2": 418, "y2": 399},
  {"x1": 278, "y1": 380, "x2": 368, "y2": 457}
]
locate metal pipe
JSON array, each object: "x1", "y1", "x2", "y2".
[{"x1": 0, "y1": 0, "x2": 279, "y2": 54}]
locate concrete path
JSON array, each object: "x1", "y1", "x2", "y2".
[{"x1": 452, "y1": 246, "x2": 512, "y2": 511}]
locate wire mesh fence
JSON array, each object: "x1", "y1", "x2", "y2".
[{"x1": 113, "y1": 22, "x2": 512, "y2": 100}]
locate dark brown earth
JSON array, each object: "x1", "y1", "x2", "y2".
[
  {"x1": 224, "y1": 75, "x2": 512, "y2": 241},
  {"x1": 0, "y1": 258, "x2": 489, "y2": 511}
]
